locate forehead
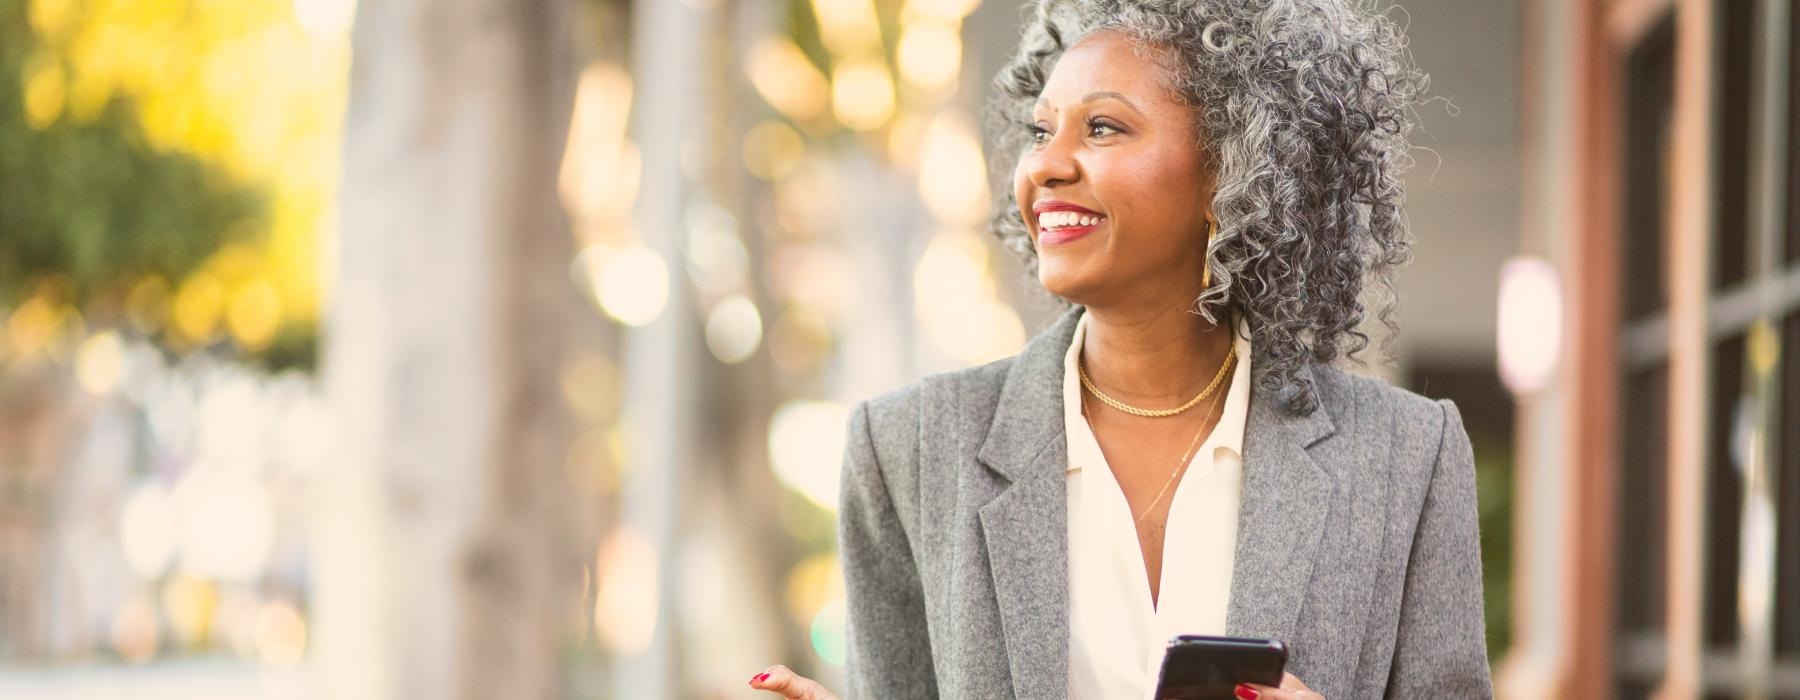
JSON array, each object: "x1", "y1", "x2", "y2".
[{"x1": 1036, "y1": 30, "x2": 1177, "y2": 107}]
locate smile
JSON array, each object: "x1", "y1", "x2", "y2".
[
  {"x1": 1038, "y1": 210, "x2": 1104, "y2": 230},
  {"x1": 1035, "y1": 211, "x2": 1104, "y2": 246},
  {"x1": 1031, "y1": 201, "x2": 1106, "y2": 246}
]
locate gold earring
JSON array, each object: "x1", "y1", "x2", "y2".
[{"x1": 1201, "y1": 218, "x2": 1218, "y2": 289}]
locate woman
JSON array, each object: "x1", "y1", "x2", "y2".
[{"x1": 752, "y1": 0, "x2": 1491, "y2": 697}]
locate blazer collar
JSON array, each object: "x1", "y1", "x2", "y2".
[
  {"x1": 976, "y1": 305, "x2": 1338, "y2": 476},
  {"x1": 974, "y1": 304, "x2": 1343, "y2": 696},
  {"x1": 976, "y1": 304, "x2": 1083, "y2": 480}
]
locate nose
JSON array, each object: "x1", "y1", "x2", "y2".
[{"x1": 1020, "y1": 129, "x2": 1080, "y2": 189}]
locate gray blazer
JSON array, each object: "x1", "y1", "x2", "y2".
[{"x1": 837, "y1": 306, "x2": 1492, "y2": 699}]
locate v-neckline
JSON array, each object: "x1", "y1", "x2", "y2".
[{"x1": 1079, "y1": 416, "x2": 1209, "y2": 617}]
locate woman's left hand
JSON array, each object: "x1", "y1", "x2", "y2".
[
  {"x1": 1235, "y1": 672, "x2": 1321, "y2": 699},
  {"x1": 747, "y1": 664, "x2": 839, "y2": 700}
]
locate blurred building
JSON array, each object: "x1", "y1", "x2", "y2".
[{"x1": 1502, "y1": 0, "x2": 1800, "y2": 697}]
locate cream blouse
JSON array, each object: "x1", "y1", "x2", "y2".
[{"x1": 1064, "y1": 310, "x2": 1254, "y2": 700}]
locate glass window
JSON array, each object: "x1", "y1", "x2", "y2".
[
  {"x1": 1713, "y1": 0, "x2": 1756, "y2": 290},
  {"x1": 1787, "y1": 0, "x2": 1800, "y2": 266},
  {"x1": 1616, "y1": 362, "x2": 1671, "y2": 695},
  {"x1": 1623, "y1": 16, "x2": 1678, "y2": 321},
  {"x1": 1615, "y1": 14, "x2": 1678, "y2": 695},
  {"x1": 1777, "y1": 311, "x2": 1799, "y2": 657},
  {"x1": 1702, "y1": 333, "x2": 1748, "y2": 650}
]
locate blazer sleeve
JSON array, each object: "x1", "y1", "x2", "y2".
[
  {"x1": 1386, "y1": 399, "x2": 1494, "y2": 698},
  {"x1": 838, "y1": 401, "x2": 939, "y2": 699}
]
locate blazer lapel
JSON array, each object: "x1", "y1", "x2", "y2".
[
  {"x1": 975, "y1": 305, "x2": 1082, "y2": 700},
  {"x1": 973, "y1": 306, "x2": 1342, "y2": 693},
  {"x1": 1225, "y1": 368, "x2": 1340, "y2": 645}
]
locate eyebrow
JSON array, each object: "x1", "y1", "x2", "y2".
[{"x1": 1034, "y1": 91, "x2": 1145, "y2": 116}]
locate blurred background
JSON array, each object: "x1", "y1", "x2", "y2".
[{"x1": 0, "y1": 0, "x2": 1793, "y2": 698}]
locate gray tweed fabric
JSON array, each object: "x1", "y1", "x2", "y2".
[{"x1": 838, "y1": 305, "x2": 1493, "y2": 699}]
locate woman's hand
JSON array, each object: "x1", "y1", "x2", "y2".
[
  {"x1": 1235, "y1": 672, "x2": 1321, "y2": 699},
  {"x1": 747, "y1": 665, "x2": 839, "y2": 700}
]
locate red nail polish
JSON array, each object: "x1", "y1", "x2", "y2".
[
  {"x1": 752, "y1": 672, "x2": 768, "y2": 684},
  {"x1": 1234, "y1": 685, "x2": 1259, "y2": 700}
]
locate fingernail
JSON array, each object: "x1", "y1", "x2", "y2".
[
  {"x1": 750, "y1": 672, "x2": 768, "y2": 684},
  {"x1": 1234, "y1": 685, "x2": 1259, "y2": 700}
]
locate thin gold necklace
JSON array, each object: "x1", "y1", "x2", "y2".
[
  {"x1": 1079, "y1": 343, "x2": 1236, "y2": 418},
  {"x1": 1081, "y1": 380, "x2": 1226, "y2": 524}
]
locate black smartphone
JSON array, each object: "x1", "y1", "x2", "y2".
[{"x1": 1150, "y1": 635, "x2": 1288, "y2": 700}]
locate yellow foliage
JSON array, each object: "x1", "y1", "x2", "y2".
[
  {"x1": 226, "y1": 279, "x2": 282, "y2": 351},
  {"x1": 22, "y1": 54, "x2": 65, "y2": 129},
  {"x1": 172, "y1": 272, "x2": 225, "y2": 345},
  {"x1": 27, "y1": 0, "x2": 79, "y2": 41},
  {"x1": 34, "y1": 0, "x2": 353, "y2": 356}
]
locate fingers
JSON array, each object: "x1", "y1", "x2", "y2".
[
  {"x1": 1236, "y1": 672, "x2": 1320, "y2": 699},
  {"x1": 747, "y1": 664, "x2": 839, "y2": 700}
]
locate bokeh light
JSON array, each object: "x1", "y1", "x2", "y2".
[
  {"x1": 912, "y1": 230, "x2": 1026, "y2": 365},
  {"x1": 917, "y1": 111, "x2": 989, "y2": 225},
  {"x1": 767, "y1": 309, "x2": 835, "y2": 375},
  {"x1": 578, "y1": 244, "x2": 671, "y2": 327},
  {"x1": 109, "y1": 594, "x2": 160, "y2": 664},
  {"x1": 768, "y1": 401, "x2": 850, "y2": 511},
  {"x1": 119, "y1": 482, "x2": 178, "y2": 579},
  {"x1": 685, "y1": 204, "x2": 749, "y2": 297},
  {"x1": 741, "y1": 119, "x2": 805, "y2": 180},
  {"x1": 897, "y1": 21, "x2": 962, "y2": 92},
  {"x1": 773, "y1": 158, "x2": 841, "y2": 237},
  {"x1": 831, "y1": 56, "x2": 897, "y2": 131},
  {"x1": 22, "y1": 56, "x2": 65, "y2": 130},
  {"x1": 595, "y1": 527, "x2": 660, "y2": 655},
  {"x1": 902, "y1": 0, "x2": 982, "y2": 24},
  {"x1": 1496, "y1": 256, "x2": 1562, "y2": 395},
  {"x1": 172, "y1": 272, "x2": 227, "y2": 346},
  {"x1": 561, "y1": 62, "x2": 638, "y2": 244},
  {"x1": 75, "y1": 330, "x2": 124, "y2": 395},
  {"x1": 252, "y1": 599, "x2": 308, "y2": 667},
  {"x1": 292, "y1": 0, "x2": 357, "y2": 40},
  {"x1": 809, "y1": 0, "x2": 882, "y2": 57},
  {"x1": 560, "y1": 352, "x2": 621, "y2": 426},
  {"x1": 161, "y1": 574, "x2": 218, "y2": 647},
  {"x1": 783, "y1": 554, "x2": 844, "y2": 628},
  {"x1": 747, "y1": 38, "x2": 830, "y2": 124},
  {"x1": 226, "y1": 278, "x2": 283, "y2": 351},
  {"x1": 770, "y1": 245, "x2": 853, "y2": 321},
  {"x1": 809, "y1": 599, "x2": 847, "y2": 666},
  {"x1": 173, "y1": 474, "x2": 275, "y2": 583},
  {"x1": 705, "y1": 295, "x2": 765, "y2": 365}
]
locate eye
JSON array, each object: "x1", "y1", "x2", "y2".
[
  {"x1": 1087, "y1": 118, "x2": 1123, "y2": 138},
  {"x1": 1026, "y1": 122, "x2": 1051, "y2": 145}
]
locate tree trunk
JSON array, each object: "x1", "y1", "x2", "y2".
[{"x1": 315, "y1": 1, "x2": 578, "y2": 697}]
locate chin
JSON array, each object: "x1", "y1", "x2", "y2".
[{"x1": 1035, "y1": 258, "x2": 1093, "y2": 303}]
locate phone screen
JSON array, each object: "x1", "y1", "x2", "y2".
[{"x1": 1151, "y1": 635, "x2": 1287, "y2": 700}]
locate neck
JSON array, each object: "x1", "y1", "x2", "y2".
[{"x1": 1079, "y1": 299, "x2": 1234, "y2": 409}]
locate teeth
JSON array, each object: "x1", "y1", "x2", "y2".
[{"x1": 1040, "y1": 211, "x2": 1100, "y2": 229}]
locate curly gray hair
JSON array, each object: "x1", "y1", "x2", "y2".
[{"x1": 986, "y1": 0, "x2": 1430, "y2": 415}]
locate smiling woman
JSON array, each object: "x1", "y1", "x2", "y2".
[
  {"x1": 1014, "y1": 33, "x2": 1221, "y2": 330},
  {"x1": 990, "y1": 0, "x2": 1427, "y2": 418},
  {"x1": 751, "y1": 2, "x2": 1490, "y2": 699}
]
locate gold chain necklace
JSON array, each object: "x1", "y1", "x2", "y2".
[
  {"x1": 1080, "y1": 379, "x2": 1226, "y2": 525},
  {"x1": 1079, "y1": 344, "x2": 1236, "y2": 418}
]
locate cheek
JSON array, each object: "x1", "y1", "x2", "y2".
[
  {"x1": 1103, "y1": 152, "x2": 1209, "y2": 232},
  {"x1": 1012, "y1": 162, "x2": 1033, "y2": 214}
]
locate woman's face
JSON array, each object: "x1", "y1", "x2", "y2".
[{"x1": 1013, "y1": 30, "x2": 1215, "y2": 307}]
